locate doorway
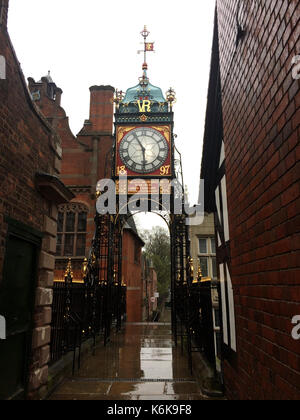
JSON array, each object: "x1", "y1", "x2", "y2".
[{"x1": 0, "y1": 218, "x2": 42, "y2": 400}]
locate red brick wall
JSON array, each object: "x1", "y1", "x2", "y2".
[
  {"x1": 123, "y1": 229, "x2": 143, "y2": 322},
  {"x1": 0, "y1": 58, "x2": 59, "y2": 253},
  {"x1": 216, "y1": 0, "x2": 300, "y2": 399},
  {"x1": 28, "y1": 81, "x2": 116, "y2": 282},
  {"x1": 0, "y1": 7, "x2": 65, "y2": 399}
]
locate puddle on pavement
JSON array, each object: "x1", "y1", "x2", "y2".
[{"x1": 49, "y1": 310, "x2": 205, "y2": 400}]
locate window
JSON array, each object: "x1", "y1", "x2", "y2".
[
  {"x1": 199, "y1": 257, "x2": 209, "y2": 277},
  {"x1": 198, "y1": 237, "x2": 217, "y2": 279},
  {"x1": 199, "y1": 238, "x2": 207, "y2": 254},
  {"x1": 211, "y1": 238, "x2": 216, "y2": 254},
  {"x1": 56, "y1": 204, "x2": 88, "y2": 257}
]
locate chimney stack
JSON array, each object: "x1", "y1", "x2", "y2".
[
  {"x1": 89, "y1": 85, "x2": 115, "y2": 134},
  {"x1": 55, "y1": 87, "x2": 63, "y2": 106},
  {"x1": 0, "y1": 0, "x2": 9, "y2": 30}
]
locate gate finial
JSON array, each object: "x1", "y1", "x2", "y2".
[
  {"x1": 64, "y1": 258, "x2": 73, "y2": 283},
  {"x1": 81, "y1": 257, "x2": 88, "y2": 280},
  {"x1": 197, "y1": 264, "x2": 203, "y2": 283}
]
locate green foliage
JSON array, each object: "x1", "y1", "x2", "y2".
[{"x1": 141, "y1": 226, "x2": 171, "y2": 298}]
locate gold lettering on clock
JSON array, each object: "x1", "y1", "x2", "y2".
[
  {"x1": 117, "y1": 166, "x2": 127, "y2": 176},
  {"x1": 160, "y1": 165, "x2": 170, "y2": 175},
  {"x1": 137, "y1": 100, "x2": 151, "y2": 113}
]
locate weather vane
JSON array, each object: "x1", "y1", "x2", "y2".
[{"x1": 138, "y1": 25, "x2": 155, "y2": 73}]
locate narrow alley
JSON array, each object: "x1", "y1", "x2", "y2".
[
  {"x1": 49, "y1": 309, "x2": 215, "y2": 401},
  {"x1": 1, "y1": 0, "x2": 299, "y2": 402}
]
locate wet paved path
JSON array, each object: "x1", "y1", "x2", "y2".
[{"x1": 49, "y1": 309, "x2": 209, "y2": 400}]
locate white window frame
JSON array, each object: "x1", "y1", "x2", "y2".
[{"x1": 198, "y1": 237, "x2": 217, "y2": 279}]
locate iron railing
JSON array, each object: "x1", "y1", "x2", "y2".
[
  {"x1": 50, "y1": 271, "x2": 126, "y2": 371},
  {"x1": 174, "y1": 277, "x2": 217, "y2": 372}
]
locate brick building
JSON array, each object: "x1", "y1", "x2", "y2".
[
  {"x1": 0, "y1": 0, "x2": 73, "y2": 400},
  {"x1": 28, "y1": 72, "x2": 146, "y2": 321},
  {"x1": 27, "y1": 77, "x2": 115, "y2": 282},
  {"x1": 142, "y1": 255, "x2": 158, "y2": 322},
  {"x1": 201, "y1": 1, "x2": 300, "y2": 399},
  {"x1": 123, "y1": 218, "x2": 145, "y2": 323}
]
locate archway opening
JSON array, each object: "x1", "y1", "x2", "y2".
[{"x1": 124, "y1": 211, "x2": 171, "y2": 324}]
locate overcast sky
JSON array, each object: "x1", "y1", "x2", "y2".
[{"x1": 8, "y1": 0, "x2": 215, "y2": 231}]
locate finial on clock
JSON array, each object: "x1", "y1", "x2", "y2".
[{"x1": 138, "y1": 25, "x2": 155, "y2": 76}]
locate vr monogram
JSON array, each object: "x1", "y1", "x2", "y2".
[{"x1": 137, "y1": 100, "x2": 151, "y2": 113}]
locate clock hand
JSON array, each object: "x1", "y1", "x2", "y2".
[
  {"x1": 141, "y1": 148, "x2": 147, "y2": 167},
  {"x1": 134, "y1": 135, "x2": 146, "y2": 152},
  {"x1": 133, "y1": 135, "x2": 147, "y2": 165}
]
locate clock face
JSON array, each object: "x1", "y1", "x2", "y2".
[{"x1": 119, "y1": 127, "x2": 169, "y2": 174}]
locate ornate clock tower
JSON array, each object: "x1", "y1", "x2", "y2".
[
  {"x1": 85, "y1": 26, "x2": 193, "y2": 358},
  {"x1": 113, "y1": 26, "x2": 176, "y2": 200}
]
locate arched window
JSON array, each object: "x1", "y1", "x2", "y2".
[{"x1": 56, "y1": 203, "x2": 88, "y2": 257}]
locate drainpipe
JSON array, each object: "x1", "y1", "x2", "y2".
[{"x1": 91, "y1": 137, "x2": 99, "y2": 191}]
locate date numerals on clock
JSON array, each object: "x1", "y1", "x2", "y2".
[
  {"x1": 117, "y1": 165, "x2": 170, "y2": 176},
  {"x1": 117, "y1": 166, "x2": 128, "y2": 176},
  {"x1": 160, "y1": 165, "x2": 171, "y2": 175}
]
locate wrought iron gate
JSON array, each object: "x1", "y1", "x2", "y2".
[
  {"x1": 50, "y1": 212, "x2": 126, "y2": 370},
  {"x1": 51, "y1": 198, "x2": 216, "y2": 375}
]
